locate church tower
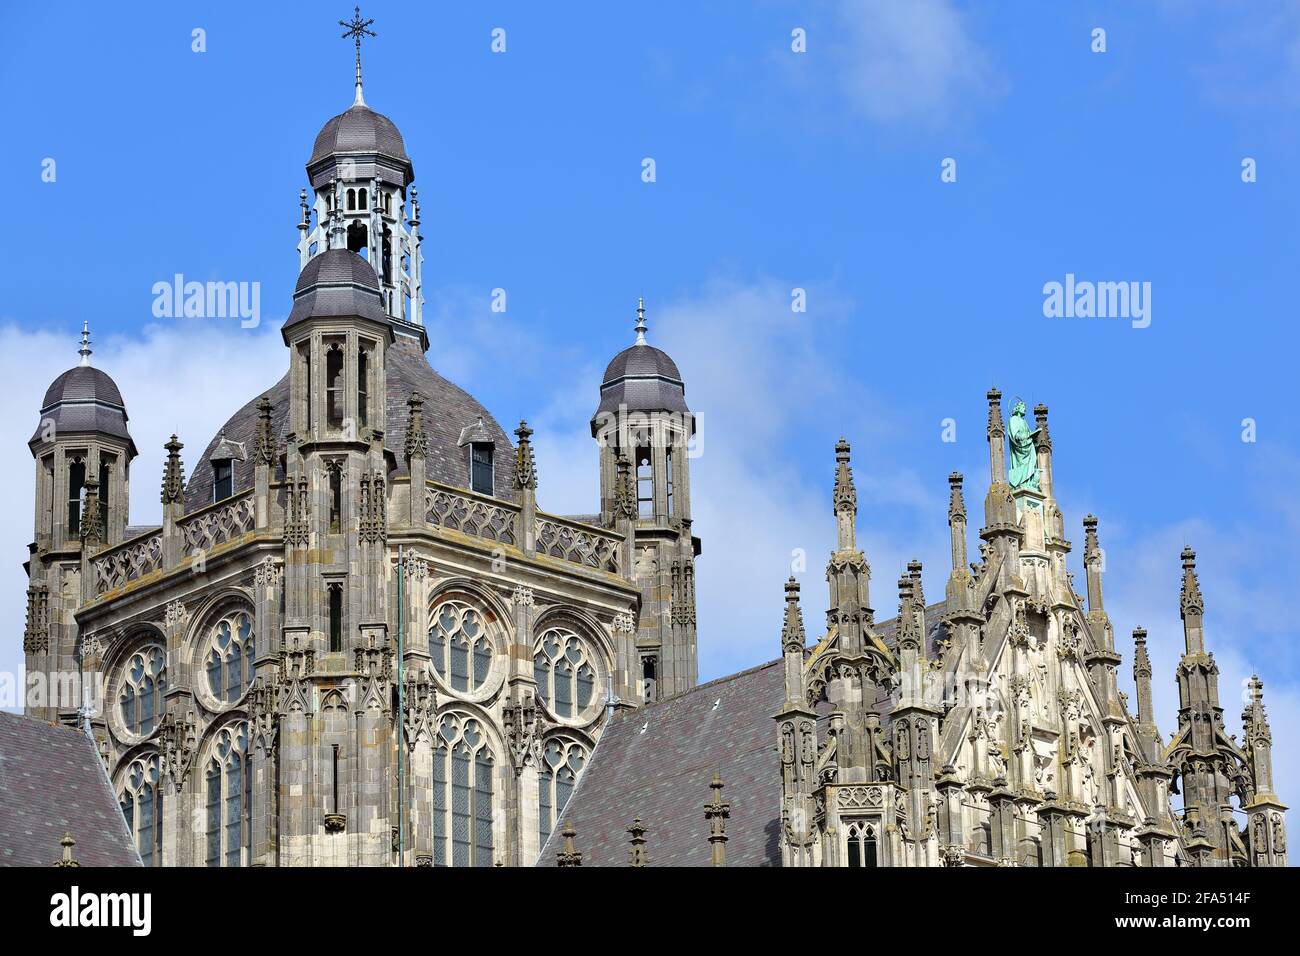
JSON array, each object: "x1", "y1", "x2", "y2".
[
  {"x1": 26, "y1": 324, "x2": 137, "y2": 722},
  {"x1": 591, "y1": 300, "x2": 699, "y2": 701},
  {"x1": 298, "y1": 7, "x2": 424, "y2": 334}
]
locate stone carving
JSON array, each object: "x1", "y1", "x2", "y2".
[{"x1": 427, "y1": 486, "x2": 518, "y2": 546}]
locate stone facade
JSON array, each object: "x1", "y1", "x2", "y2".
[{"x1": 21, "y1": 58, "x2": 699, "y2": 868}]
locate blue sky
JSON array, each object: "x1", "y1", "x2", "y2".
[{"x1": 1, "y1": 1, "x2": 1297, "y2": 798}]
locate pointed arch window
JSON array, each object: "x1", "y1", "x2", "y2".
[
  {"x1": 204, "y1": 609, "x2": 255, "y2": 704},
  {"x1": 432, "y1": 714, "x2": 495, "y2": 867},
  {"x1": 538, "y1": 738, "x2": 588, "y2": 849},
  {"x1": 357, "y1": 347, "x2": 370, "y2": 428},
  {"x1": 118, "y1": 645, "x2": 166, "y2": 736},
  {"x1": 119, "y1": 755, "x2": 163, "y2": 866},
  {"x1": 67, "y1": 456, "x2": 86, "y2": 535},
  {"x1": 635, "y1": 446, "x2": 653, "y2": 518},
  {"x1": 326, "y1": 344, "x2": 345, "y2": 429},
  {"x1": 846, "y1": 822, "x2": 878, "y2": 868},
  {"x1": 204, "y1": 723, "x2": 251, "y2": 867},
  {"x1": 533, "y1": 626, "x2": 598, "y2": 720},
  {"x1": 428, "y1": 599, "x2": 495, "y2": 695}
]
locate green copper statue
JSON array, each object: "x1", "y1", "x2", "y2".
[{"x1": 1007, "y1": 399, "x2": 1041, "y2": 491}]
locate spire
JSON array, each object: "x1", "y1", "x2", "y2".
[
  {"x1": 705, "y1": 774, "x2": 730, "y2": 866},
  {"x1": 1241, "y1": 675, "x2": 1276, "y2": 796},
  {"x1": 832, "y1": 438, "x2": 857, "y2": 550},
  {"x1": 1034, "y1": 403, "x2": 1054, "y2": 496},
  {"x1": 255, "y1": 396, "x2": 276, "y2": 466},
  {"x1": 339, "y1": 6, "x2": 376, "y2": 107},
  {"x1": 1179, "y1": 546, "x2": 1205, "y2": 655},
  {"x1": 78, "y1": 321, "x2": 92, "y2": 367},
  {"x1": 160, "y1": 435, "x2": 185, "y2": 506},
  {"x1": 986, "y1": 387, "x2": 1005, "y2": 482},
  {"x1": 514, "y1": 421, "x2": 537, "y2": 491},
  {"x1": 634, "y1": 296, "x2": 647, "y2": 345},
  {"x1": 626, "y1": 818, "x2": 648, "y2": 867},
  {"x1": 403, "y1": 393, "x2": 428, "y2": 462},
  {"x1": 1082, "y1": 514, "x2": 1106, "y2": 613},
  {"x1": 781, "y1": 576, "x2": 806, "y2": 653},
  {"x1": 947, "y1": 472, "x2": 967, "y2": 572},
  {"x1": 1131, "y1": 626, "x2": 1157, "y2": 737}
]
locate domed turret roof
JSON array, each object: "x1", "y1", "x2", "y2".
[
  {"x1": 284, "y1": 249, "x2": 388, "y2": 334},
  {"x1": 306, "y1": 102, "x2": 414, "y2": 189},
  {"x1": 30, "y1": 329, "x2": 135, "y2": 455},
  {"x1": 592, "y1": 302, "x2": 690, "y2": 429}
]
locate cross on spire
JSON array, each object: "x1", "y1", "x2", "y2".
[{"x1": 339, "y1": 6, "x2": 376, "y2": 106}]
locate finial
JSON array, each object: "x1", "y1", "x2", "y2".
[
  {"x1": 78, "y1": 321, "x2": 92, "y2": 367},
  {"x1": 256, "y1": 396, "x2": 276, "y2": 466},
  {"x1": 53, "y1": 832, "x2": 80, "y2": 868},
  {"x1": 161, "y1": 435, "x2": 186, "y2": 506},
  {"x1": 705, "y1": 773, "x2": 730, "y2": 866},
  {"x1": 627, "y1": 817, "x2": 648, "y2": 868},
  {"x1": 634, "y1": 297, "x2": 647, "y2": 345},
  {"x1": 404, "y1": 392, "x2": 428, "y2": 461},
  {"x1": 514, "y1": 420, "x2": 537, "y2": 491},
  {"x1": 781, "y1": 576, "x2": 806, "y2": 653},
  {"x1": 340, "y1": 6, "x2": 376, "y2": 107},
  {"x1": 556, "y1": 821, "x2": 583, "y2": 867}
]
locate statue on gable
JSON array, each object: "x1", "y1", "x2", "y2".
[{"x1": 1006, "y1": 399, "x2": 1041, "y2": 491}]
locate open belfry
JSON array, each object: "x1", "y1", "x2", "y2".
[{"x1": 18, "y1": 14, "x2": 1285, "y2": 867}]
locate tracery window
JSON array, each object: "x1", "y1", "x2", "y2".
[
  {"x1": 204, "y1": 723, "x2": 251, "y2": 868},
  {"x1": 538, "y1": 738, "x2": 587, "y2": 848},
  {"x1": 204, "y1": 609, "x2": 254, "y2": 704},
  {"x1": 118, "y1": 645, "x2": 165, "y2": 736},
  {"x1": 119, "y1": 754, "x2": 163, "y2": 867},
  {"x1": 846, "y1": 822, "x2": 878, "y2": 868},
  {"x1": 428, "y1": 599, "x2": 494, "y2": 694},
  {"x1": 533, "y1": 626, "x2": 597, "y2": 720},
  {"x1": 432, "y1": 714, "x2": 495, "y2": 867}
]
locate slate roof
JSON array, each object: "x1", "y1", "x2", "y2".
[
  {"x1": 307, "y1": 103, "x2": 414, "y2": 189},
  {"x1": 592, "y1": 343, "x2": 691, "y2": 428},
  {"x1": 29, "y1": 365, "x2": 135, "y2": 454},
  {"x1": 538, "y1": 660, "x2": 787, "y2": 867},
  {"x1": 284, "y1": 249, "x2": 389, "y2": 333},
  {"x1": 183, "y1": 337, "x2": 518, "y2": 511},
  {"x1": 536, "y1": 601, "x2": 951, "y2": 867},
  {"x1": 0, "y1": 712, "x2": 139, "y2": 867}
]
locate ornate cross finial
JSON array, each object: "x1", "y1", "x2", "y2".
[
  {"x1": 340, "y1": 6, "x2": 376, "y2": 106},
  {"x1": 634, "y1": 296, "x2": 647, "y2": 345},
  {"x1": 514, "y1": 420, "x2": 537, "y2": 491},
  {"x1": 78, "y1": 321, "x2": 92, "y2": 367}
]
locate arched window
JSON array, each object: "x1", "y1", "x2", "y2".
[
  {"x1": 346, "y1": 189, "x2": 356, "y2": 211},
  {"x1": 119, "y1": 754, "x2": 163, "y2": 866},
  {"x1": 538, "y1": 738, "x2": 587, "y2": 848},
  {"x1": 326, "y1": 345, "x2": 344, "y2": 428},
  {"x1": 358, "y1": 188, "x2": 368, "y2": 210},
  {"x1": 204, "y1": 723, "x2": 251, "y2": 867},
  {"x1": 428, "y1": 599, "x2": 494, "y2": 694},
  {"x1": 67, "y1": 456, "x2": 86, "y2": 535},
  {"x1": 204, "y1": 609, "x2": 254, "y2": 704},
  {"x1": 432, "y1": 714, "x2": 495, "y2": 867},
  {"x1": 635, "y1": 446, "x2": 653, "y2": 517},
  {"x1": 534, "y1": 626, "x2": 597, "y2": 720},
  {"x1": 357, "y1": 348, "x2": 369, "y2": 428},
  {"x1": 118, "y1": 645, "x2": 165, "y2": 736},
  {"x1": 846, "y1": 822, "x2": 878, "y2": 868}
]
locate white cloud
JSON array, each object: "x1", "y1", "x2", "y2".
[{"x1": 828, "y1": 0, "x2": 1005, "y2": 126}]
